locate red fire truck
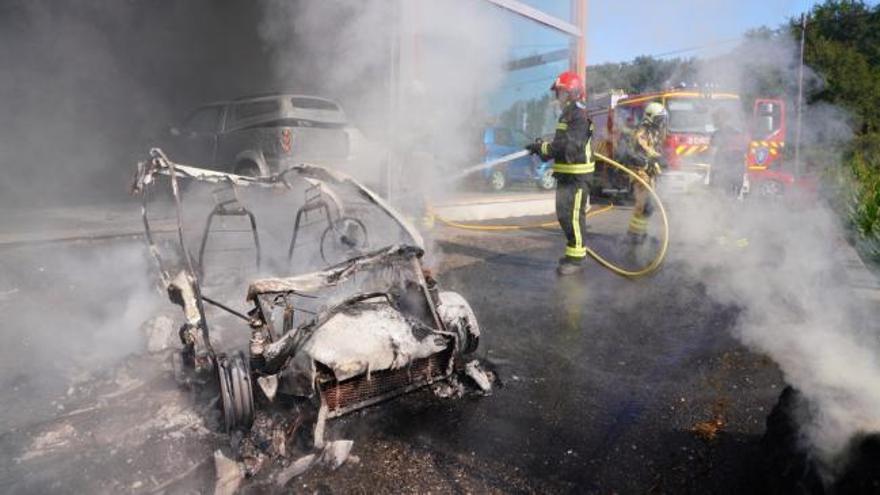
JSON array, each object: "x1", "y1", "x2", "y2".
[
  {"x1": 585, "y1": 88, "x2": 794, "y2": 197},
  {"x1": 743, "y1": 98, "x2": 794, "y2": 197}
]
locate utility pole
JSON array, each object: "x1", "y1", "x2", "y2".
[
  {"x1": 794, "y1": 13, "x2": 807, "y2": 179},
  {"x1": 386, "y1": 0, "x2": 401, "y2": 200},
  {"x1": 571, "y1": 0, "x2": 587, "y2": 82}
]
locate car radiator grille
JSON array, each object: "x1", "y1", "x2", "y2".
[{"x1": 319, "y1": 348, "x2": 454, "y2": 418}]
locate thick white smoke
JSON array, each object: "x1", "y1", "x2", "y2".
[
  {"x1": 668, "y1": 29, "x2": 877, "y2": 468},
  {"x1": 258, "y1": 0, "x2": 511, "y2": 205}
]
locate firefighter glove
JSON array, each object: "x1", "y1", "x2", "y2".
[
  {"x1": 525, "y1": 139, "x2": 543, "y2": 155},
  {"x1": 651, "y1": 161, "x2": 663, "y2": 177}
]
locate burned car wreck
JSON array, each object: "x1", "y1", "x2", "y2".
[{"x1": 132, "y1": 149, "x2": 484, "y2": 451}]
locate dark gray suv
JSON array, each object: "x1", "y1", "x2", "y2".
[{"x1": 165, "y1": 94, "x2": 353, "y2": 176}]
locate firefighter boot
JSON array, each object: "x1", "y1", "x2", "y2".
[{"x1": 556, "y1": 257, "x2": 584, "y2": 276}]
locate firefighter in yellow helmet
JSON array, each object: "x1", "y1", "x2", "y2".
[
  {"x1": 526, "y1": 71, "x2": 595, "y2": 275},
  {"x1": 626, "y1": 101, "x2": 667, "y2": 245}
]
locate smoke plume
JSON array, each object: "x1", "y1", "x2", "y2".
[
  {"x1": 258, "y1": 0, "x2": 510, "y2": 205},
  {"x1": 668, "y1": 28, "x2": 876, "y2": 470}
]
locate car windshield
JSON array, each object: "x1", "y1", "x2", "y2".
[
  {"x1": 290, "y1": 97, "x2": 339, "y2": 111},
  {"x1": 667, "y1": 98, "x2": 742, "y2": 134}
]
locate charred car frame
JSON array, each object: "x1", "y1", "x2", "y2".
[{"x1": 132, "y1": 149, "x2": 480, "y2": 434}]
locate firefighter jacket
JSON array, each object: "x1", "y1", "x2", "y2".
[
  {"x1": 633, "y1": 123, "x2": 665, "y2": 175},
  {"x1": 633, "y1": 122, "x2": 663, "y2": 167},
  {"x1": 539, "y1": 100, "x2": 595, "y2": 176}
]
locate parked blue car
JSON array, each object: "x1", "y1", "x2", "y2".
[{"x1": 480, "y1": 126, "x2": 556, "y2": 191}]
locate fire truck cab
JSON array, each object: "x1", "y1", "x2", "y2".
[{"x1": 743, "y1": 98, "x2": 792, "y2": 197}]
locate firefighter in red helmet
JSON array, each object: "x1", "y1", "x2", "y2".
[{"x1": 526, "y1": 70, "x2": 595, "y2": 275}]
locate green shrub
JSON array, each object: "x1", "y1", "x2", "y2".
[{"x1": 841, "y1": 133, "x2": 880, "y2": 260}]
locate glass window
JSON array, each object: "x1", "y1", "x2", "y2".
[
  {"x1": 515, "y1": 0, "x2": 572, "y2": 23},
  {"x1": 667, "y1": 99, "x2": 714, "y2": 134},
  {"x1": 489, "y1": 6, "x2": 576, "y2": 140},
  {"x1": 752, "y1": 101, "x2": 782, "y2": 138},
  {"x1": 511, "y1": 128, "x2": 531, "y2": 146},
  {"x1": 494, "y1": 128, "x2": 513, "y2": 146},
  {"x1": 291, "y1": 97, "x2": 339, "y2": 111},
  {"x1": 230, "y1": 100, "x2": 280, "y2": 122},
  {"x1": 183, "y1": 106, "x2": 223, "y2": 133}
]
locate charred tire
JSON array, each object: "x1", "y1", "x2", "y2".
[
  {"x1": 320, "y1": 217, "x2": 369, "y2": 265},
  {"x1": 217, "y1": 351, "x2": 255, "y2": 432}
]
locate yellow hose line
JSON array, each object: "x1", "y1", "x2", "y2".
[
  {"x1": 590, "y1": 152, "x2": 669, "y2": 278},
  {"x1": 433, "y1": 204, "x2": 614, "y2": 231},
  {"x1": 433, "y1": 152, "x2": 670, "y2": 279}
]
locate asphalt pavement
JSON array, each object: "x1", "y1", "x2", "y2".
[{"x1": 0, "y1": 195, "x2": 877, "y2": 493}]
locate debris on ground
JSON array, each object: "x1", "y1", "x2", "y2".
[
  {"x1": 692, "y1": 399, "x2": 729, "y2": 441},
  {"x1": 256, "y1": 375, "x2": 279, "y2": 401},
  {"x1": 692, "y1": 417, "x2": 726, "y2": 441},
  {"x1": 19, "y1": 423, "x2": 78, "y2": 461},
  {"x1": 320, "y1": 439, "x2": 354, "y2": 469},
  {"x1": 276, "y1": 453, "x2": 316, "y2": 487},
  {"x1": 432, "y1": 375, "x2": 465, "y2": 399},
  {"x1": 275, "y1": 440, "x2": 355, "y2": 487},
  {"x1": 213, "y1": 449, "x2": 244, "y2": 495},
  {"x1": 464, "y1": 360, "x2": 494, "y2": 394}
]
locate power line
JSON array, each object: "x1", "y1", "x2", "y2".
[{"x1": 649, "y1": 36, "x2": 743, "y2": 59}]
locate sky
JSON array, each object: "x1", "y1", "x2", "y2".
[
  {"x1": 490, "y1": 0, "x2": 835, "y2": 113},
  {"x1": 586, "y1": 0, "x2": 828, "y2": 64}
]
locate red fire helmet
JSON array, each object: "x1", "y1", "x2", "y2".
[{"x1": 550, "y1": 71, "x2": 585, "y2": 99}]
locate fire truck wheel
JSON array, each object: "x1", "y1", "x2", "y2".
[
  {"x1": 757, "y1": 180, "x2": 784, "y2": 198},
  {"x1": 488, "y1": 169, "x2": 506, "y2": 191},
  {"x1": 538, "y1": 169, "x2": 556, "y2": 190}
]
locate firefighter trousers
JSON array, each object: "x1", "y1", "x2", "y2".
[
  {"x1": 555, "y1": 177, "x2": 590, "y2": 262},
  {"x1": 628, "y1": 169, "x2": 655, "y2": 238}
]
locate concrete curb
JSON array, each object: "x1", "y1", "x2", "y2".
[
  {"x1": 431, "y1": 192, "x2": 554, "y2": 222},
  {"x1": 836, "y1": 238, "x2": 880, "y2": 303}
]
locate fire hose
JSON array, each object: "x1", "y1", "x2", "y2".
[{"x1": 439, "y1": 150, "x2": 670, "y2": 279}]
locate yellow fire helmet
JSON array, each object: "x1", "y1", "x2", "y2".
[{"x1": 643, "y1": 101, "x2": 667, "y2": 125}]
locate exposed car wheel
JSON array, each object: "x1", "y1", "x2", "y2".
[
  {"x1": 234, "y1": 161, "x2": 261, "y2": 177},
  {"x1": 489, "y1": 169, "x2": 506, "y2": 191},
  {"x1": 538, "y1": 168, "x2": 556, "y2": 190},
  {"x1": 216, "y1": 351, "x2": 255, "y2": 432},
  {"x1": 756, "y1": 180, "x2": 784, "y2": 198}
]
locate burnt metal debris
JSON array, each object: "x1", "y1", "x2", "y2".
[{"x1": 132, "y1": 148, "x2": 485, "y2": 480}]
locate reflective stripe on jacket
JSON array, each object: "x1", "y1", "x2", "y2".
[{"x1": 539, "y1": 100, "x2": 595, "y2": 175}]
